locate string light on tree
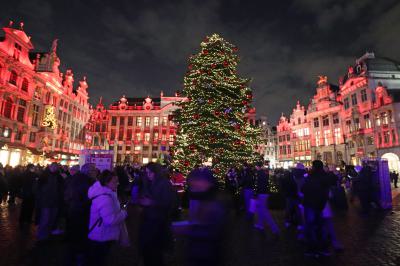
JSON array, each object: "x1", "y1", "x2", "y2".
[{"x1": 171, "y1": 33, "x2": 261, "y2": 180}]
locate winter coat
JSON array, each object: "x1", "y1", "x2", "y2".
[
  {"x1": 240, "y1": 168, "x2": 254, "y2": 189},
  {"x1": 255, "y1": 169, "x2": 269, "y2": 195},
  {"x1": 302, "y1": 170, "x2": 330, "y2": 211},
  {"x1": 88, "y1": 181, "x2": 127, "y2": 242},
  {"x1": 37, "y1": 170, "x2": 64, "y2": 208}
]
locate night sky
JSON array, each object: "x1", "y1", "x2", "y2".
[{"x1": 1, "y1": 0, "x2": 399, "y2": 123}]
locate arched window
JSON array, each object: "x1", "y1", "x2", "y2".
[
  {"x1": 3, "y1": 97, "x2": 13, "y2": 119},
  {"x1": 9, "y1": 70, "x2": 17, "y2": 85},
  {"x1": 21, "y1": 78, "x2": 29, "y2": 92}
]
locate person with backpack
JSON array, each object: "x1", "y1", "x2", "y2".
[
  {"x1": 87, "y1": 170, "x2": 128, "y2": 266},
  {"x1": 63, "y1": 163, "x2": 96, "y2": 266}
]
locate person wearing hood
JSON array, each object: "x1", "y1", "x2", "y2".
[
  {"x1": 87, "y1": 170, "x2": 128, "y2": 266},
  {"x1": 138, "y1": 162, "x2": 175, "y2": 266}
]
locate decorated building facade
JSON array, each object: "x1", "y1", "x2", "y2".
[
  {"x1": 277, "y1": 52, "x2": 400, "y2": 172},
  {"x1": 0, "y1": 22, "x2": 90, "y2": 166}
]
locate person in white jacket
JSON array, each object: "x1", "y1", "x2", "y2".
[{"x1": 87, "y1": 170, "x2": 128, "y2": 266}]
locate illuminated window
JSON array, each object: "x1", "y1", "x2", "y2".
[
  {"x1": 136, "y1": 132, "x2": 141, "y2": 141},
  {"x1": 154, "y1": 117, "x2": 159, "y2": 126},
  {"x1": 144, "y1": 133, "x2": 150, "y2": 141},
  {"x1": 315, "y1": 131, "x2": 321, "y2": 146},
  {"x1": 361, "y1": 89, "x2": 368, "y2": 102},
  {"x1": 346, "y1": 120, "x2": 351, "y2": 133},
  {"x1": 21, "y1": 78, "x2": 29, "y2": 92},
  {"x1": 364, "y1": 114, "x2": 371, "y2": 129},
  {"x1": 134, "y1": 146, "x2": 141, "y2": 151},
  {"x1": 384, "y1": 131, "x2": 390, "y2": 144},
  {"x1": 375, "y1": 115, "x2": 381, "y2": 126},
  {"x1": 381, "y1": 112, "x2": 388, "y2": 125},
  {"x1": 334, "y1": 128, "x2": 341, "y2": 144},
  {"x1": 110, "y1": 129, "x2": 116, "y2": 140},
  {"x1": 9, "y1": 70, "x2": 17, "y2": 85},
  {"x1": 366, "y1": 136, "x2": 374, "y2": 145},
  {"x1": 128, "y1": 117, "x2": 133, "y2": 126},
  {"x1": 323, "y1": 130, "x2": 330, "y2": 146},
  {"x1": 145, "y1": 117, "x2": 151, "y2": 127},
  {"x1": 304, "y1": 128, "x2": 309, "y2": 136},
  {"x1": 162, "y1": 117, "x2": 168, "y2": 126},
  {"x1": 136, "y1": 117, "x2": 142, "y2": 127},
  {"x1": 161, "y1": 134, "x2": 167, "y2": 141},
  {"x1": 354, "y1": 118, "x2": 360, "y2": 130},
  {"x1": 169, "y1": 134, "x2": 174, "y2": 142},
  {"x1": 153, "y1": 132, "x2": 159, "y2": 141}
]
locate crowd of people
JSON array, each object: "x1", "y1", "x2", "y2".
[{"x1": 0, "y1": 158, "x2": 393, "y2": 265}]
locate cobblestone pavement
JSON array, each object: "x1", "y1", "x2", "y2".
[{"x1": 1, "y1": 190, "x2": 400, "y2": 266}]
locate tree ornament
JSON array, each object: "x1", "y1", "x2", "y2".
[
  {"x1": 208, "y1": 99, "x2": 213, "y2": 104},
  {"x1": 233, "y1": 47, "x2": 238, "y2": 52},
  {"x1": 188, "y1": 64, "x2": 193, "y2": 70},
  {"x1": 211, "y1": 63, "x2": 216, "y2": 68},
  {"x1": 189, "y1": 144, "x2": 196, "y2": 151},
  {"x1": 214, "y1": 110, "x2": 220, "y2": 116},
  {"x1": 223, "y1": 61, "x2": 229, "y2": 67},
  {"x1": 193, "y1": 114, "x2": 200, "y2": 119},
  {"x1": 242, "y1": 100, "x2": 248, "y2": 105},
  {"x1": 184, "y1": 161, "x2": 190, "y2": 167},
  {"x1": 203, "y1": 49, "x2": 208, "y2": 55}
]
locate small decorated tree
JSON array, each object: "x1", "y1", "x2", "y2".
[{"x1": 171, "y1": 34, "x2": 261, "y2": 180}]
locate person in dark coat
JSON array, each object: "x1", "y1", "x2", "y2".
[
  {"x1": 302, "y1": 160, "x2": 331, "y2": 257},
  {"x1": 64, "y1": 164, "x2": 96, "y2": 266},
  {"x1": 183, "y1": 167, "x2": 228, "y2": 266},
  {"x1": 240, "y1": 163, "x2": 254, "y2": 219},
  {"x1": 19, "y1": 164, "x2": 37, "y2": 226},
  {"x1": 138, "y1": 162, "x2": 175, "y2": 266},
  {"x1": 280, "y1": 169, "x2": 298, "y2": 227},
  {"x1": 36, "y1": 163, "x2": 64, "y2": 241},
  {"x1": 0, "y1": 165, "x2": 8, "y2": 205}
]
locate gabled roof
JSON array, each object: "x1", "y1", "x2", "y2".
[{"x1": 111, "y1": 97, "x2": 161, "y2": 107}]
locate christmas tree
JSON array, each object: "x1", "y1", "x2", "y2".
[{"x1": 171, "y1": 34, "x2": 261, "y2": 180}]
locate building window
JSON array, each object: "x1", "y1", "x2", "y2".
[
  {"x1": 315, "y1": 131, "x2": 321, "y2": 146},
  {"x1": 17, "y1": 106, "x2": 25, "y2": 122},
  {"x1": 169, "y1": 134, "x2": 174, "y2": 142},
  {"x1": 144, "y1": 133, "x2": 150, "y2": 142},
  {"x1": 110, "y1": 129, "x2": 116, "y2": 140},
  {"x1": 304, "y1": 128, "x2": 310, "y2": 136},
  {"x1": 120, "y1": 117, "x2": 125, "y2": 126},
  {"x1": 286, "y1": 134, "x2": 290, "y2": 141},
  {"x1": 154, "y1": 117, "x2": 159, "y2": 127},
  {"x1": 145, "y1": 117, "x2": 151, "y2": 127},
  {"x1": 323, "y1": 130, "x2": 330, "y2": 146},
  {"x1": 354, "y1": 117, "x2": 360, "y2": 130},
  {"x1": 162, "y1": 117, "x2": 168, "y2": 126},
  {"x1": 161, "y1": 134, "x2": 167, "y2": 141},
  {"x1": 392, "y1": 130, "x2": 397, "y2": 143},
  {"x1": 344, "y1": 98, "x2": 350, "y2": 109},
  {"x1": 9, "y1": 70, "x2": 18, "y2": 85},
  {"x1": 13, "y1": 43, "x2": 22, "y2": 60},
  {"x1": 102, "y1": 123, "x2": 106, "y2": 132},
  {"x1": 118, "y1": 129, "x2": 124, "y2": 141},
  {"x1": 361, "y1": 89, "x2": 367, "y2": 102},
  {"x1": 381, "y1": 112, "x2": 388, "y2": 125},
  {"x1": 32, "y1": 104, "x2": 39, "y2": 127},
  {"x1": 153, "y1": 132, "x2": 159, "y2": 141},
  {"x1": 322, "y1": 116, "x2": 329, "y2": 127},
  {"x1": 128, "y1": 117, "x2": 133, "y2": 126},
  {"x1": 3, "y1": 97, "x2": 13, "y2": 119},
  {"x1": 313, "y1": 118, "x2": 319, "y2": 128},
  {"x1": 364, "y1": 114, "x2": 371, "y2": 129},
  {"x1": 366, "y1": 136, "x2": 374, "y2": 145},
  {"x1": 111, "y1": 117, "x2": 117, "y2": 126},
  {"x1": 136, "y1": 132, "x2": 141, "y2": 141},
  {"x1": 333, "y1": 113, "x2": 339, "y2": 124},
  {"x1": 297, "y1": 118, "x2": 301, "y2": 125},
  {"x1": 29, "y1": 132, "x2": 36, "y2": 142},
  {"x1": 351, "y1": 94, "x2": 358, "y2": 105},
  {"x1": 21, "y1": 78, "x2": 29, "y2": 92},
  {"x1": 334, "y1": 128, "x2": 341, "y2": 144},
  {"x1": 375, "y1": 115, "x2": 381, "y2": 126},
  {"x1": 287, "y1": 145, "x2": 291, "y2": 154},
  {"x1": 127, "y1": 129, "x2": 132, "y2": 140},
  {"x1": 136, "y1": 117, "x2": 142, "y2": 127},
  {"x1": 383, "y1": 131, "x2": 390, "y2": 144}
]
